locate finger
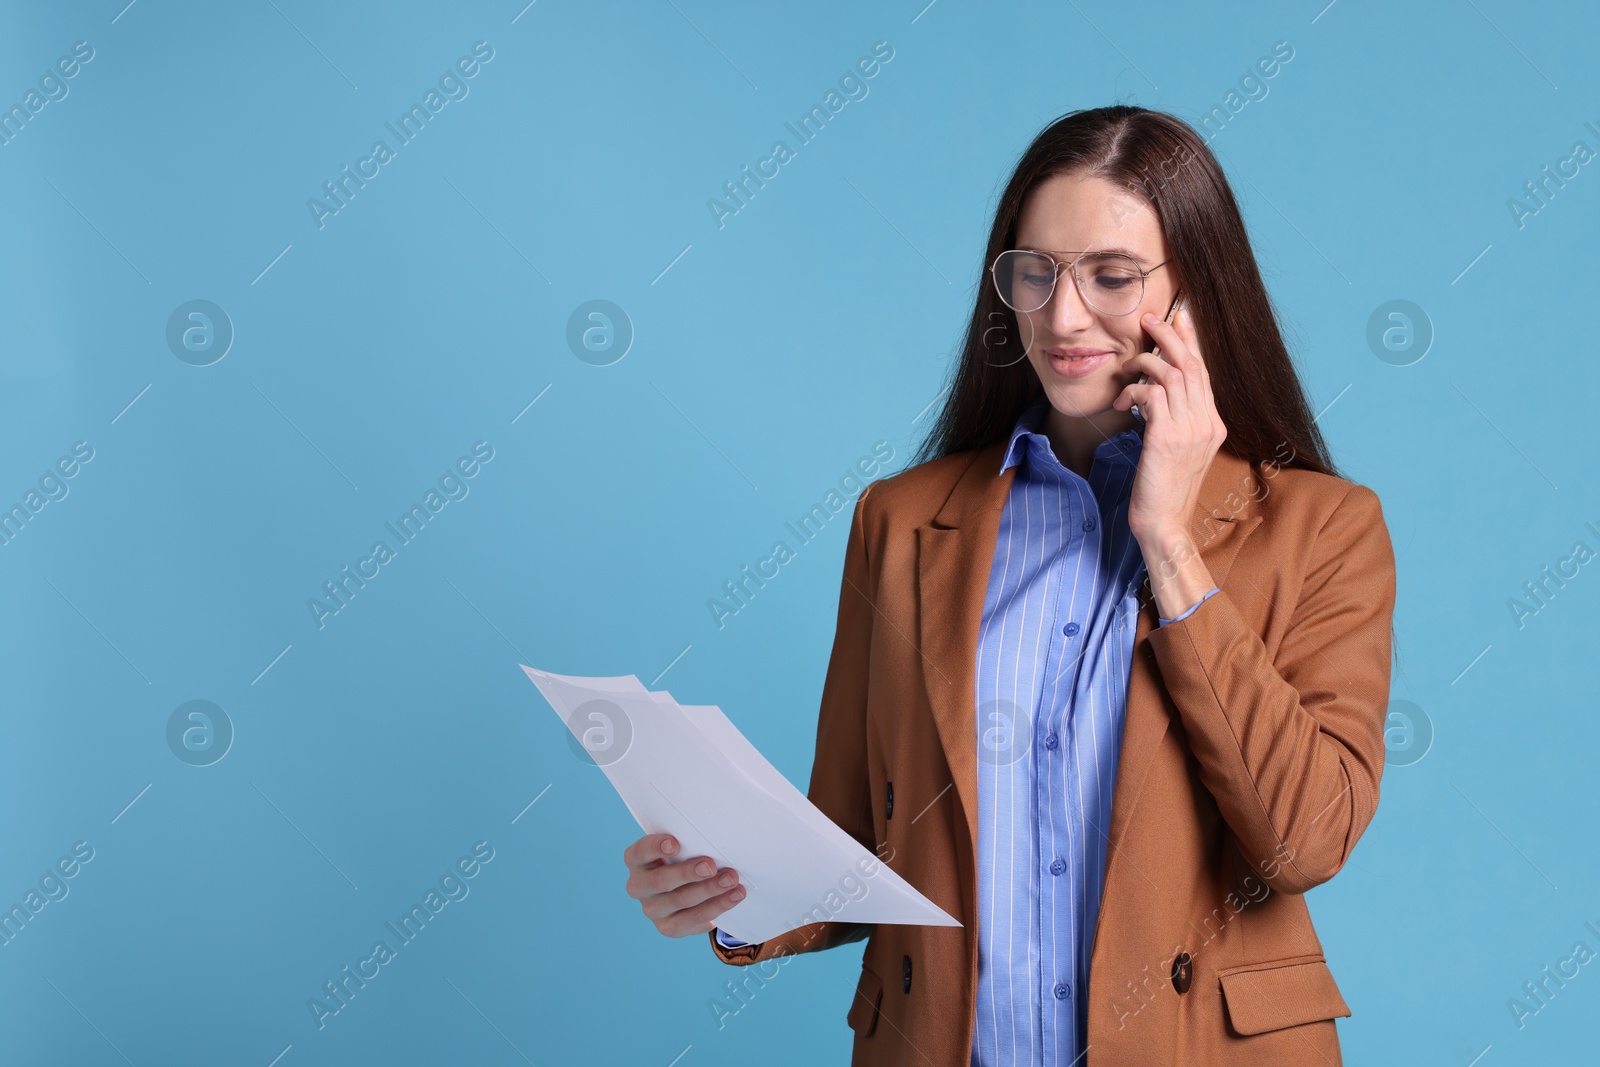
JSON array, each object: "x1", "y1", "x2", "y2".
[
  {"x1": 1120, "y1": 380, "x2": 1171, "y2": 424},
  {"x1": 1177, "y1": 303, "x2": 1209, "y2": 425},
  {"x1": 1123, "y1": 351, "x2": 1180, "y2": 390},
  {"x1": 1137, "y1": 346, "x2": 1191, "y2": 429},
  {"x1": 1142, "y1": 316, "x2": 1195, "y2": 426},
  {"x1": 1113, "y1": 373, "x2": 1150, "y2": 412},
  {"x1": 1177, "y1": 304, "x2": 1200, "y2": 355},
  {"x1": 635, "y1": 855, "x2": 723, "y2": 900},
  {"x1": 664, "y1": 881, "x2": 748, "y2": 939},
  {"x1": 1152, "y1": 308, "x2": 1203, "y2": 425},
  {"x1": 1145, "y1": 381, "x2": 1174, "y2": 427},
  {"x1": 1113, "y1": 380, "x2": 1137, "y2": 412},
  {"x1": 1141, "y1": 313, "x2": 1189, "y2": 368},
  {"x1": 1123, "y1": 353, "x2": 1185, "y2": 425},
  {"x1": 645, "y1": 865, "x2": 742, "y2": 924},
  {"x1": 623, "y1": 832, "x2": 678, "y2": 873},
  {"x1": 1175, "y1": 307, "x2": 1209, "y2": 415}
]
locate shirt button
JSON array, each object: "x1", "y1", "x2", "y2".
[
  {"x1": 1045, "y1": 733, "x2": 1059, "y2": 750},
  {"x1": 1054, "y1": 981, "x2": 1071, "y2": 1000},
  {"x1": 1082, "y1": 518, "x2": 1096, "y2": 532},
  {"x1": 1062, "y1": 622, "x2": 1080, "y2": 636},
  {"x1": 1049, "y1": 858, "x2": 1065, "y2": 876}
]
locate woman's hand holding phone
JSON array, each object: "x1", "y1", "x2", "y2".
[
  {"x1": 1129, "y1": 292, "x2": 1185, "y2": 423},
  {"x1": 1114, "y1": 297, "x2": 1228, "y2": 547},
  {"x1": 623, "y1": 832, "x2": 746, "y2": 938}
]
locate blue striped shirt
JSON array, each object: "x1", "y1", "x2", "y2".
[{"x1": 970, "y1": 394, "x2": 1212, "y2": 1066}]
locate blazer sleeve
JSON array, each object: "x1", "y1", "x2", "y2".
[
  {"x1": 708, "y1": 484, "x2": 879, "y2": 966},
  {"x1": 1145, "y1": 482, "x2": 1397, "y2": 895}
]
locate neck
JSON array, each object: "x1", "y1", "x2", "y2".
[{"x1": 1041, "y1": 405, "x2": 1139, "y2": 480}]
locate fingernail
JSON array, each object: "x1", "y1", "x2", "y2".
[
  {"x1": 662, "y1": 837, "x2": 676, "y2": 855},
  {"x1": 696, "y1": 860, "x2": 714, "y2": 877},
  {"x1": 730, "y1": 887, "x2": 746, "y2": 901},
  {"x1": 718, "y1": 871, "x2": 736, "y2": 887}
]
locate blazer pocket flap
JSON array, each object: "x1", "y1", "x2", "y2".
[
  {"x1": 1218, "y1": 957, "x2": 1351, "y2": 1036},
  {"x1": 847, "y1": 964, "x2": 884, "y2": 1036}
]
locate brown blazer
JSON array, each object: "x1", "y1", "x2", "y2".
[{"x1": 709, "y1": 438, "x2": 1397, "y2": 1067}]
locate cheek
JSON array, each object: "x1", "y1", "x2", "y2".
[
  {"x1": 1016, "y1": 310, "x2": 1042, "y2": 351},
  {"x1": 1105, "y1": 321, "x2": 1141, "y2": 352}
]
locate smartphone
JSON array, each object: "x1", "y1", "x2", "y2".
[{"x1": 1129, "y1": 288, "x2": 1186, "y2": 424}]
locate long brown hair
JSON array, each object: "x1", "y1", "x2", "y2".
[{"x1": 912, "y1": 105, "x2": 1336, "y2": 478}]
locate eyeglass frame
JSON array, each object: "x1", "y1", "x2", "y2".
[{"x1": 989, "y1": 247, "x2": 1173, "y2": 317}]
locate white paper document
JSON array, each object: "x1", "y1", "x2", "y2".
[{"x1": 521, "y1": 665, "x2": 961, "y2": 945}]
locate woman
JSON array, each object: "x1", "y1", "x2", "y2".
[{"x1": 622, "y1": 106, "x2": 1397, "y2": 1066}]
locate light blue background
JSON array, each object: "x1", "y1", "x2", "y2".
[{"x1": 1, "y1": 1, "x2": 1596, "y2": 1064}]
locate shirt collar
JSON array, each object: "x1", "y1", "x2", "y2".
[{"x1": 999, "y1": 393, "x2": 1144, "y2": 476}]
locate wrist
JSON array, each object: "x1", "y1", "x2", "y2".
[
  {"x1": 1135, "y1": 523, "x2": 1196, "y2": 569},
  {"x1": 1138, "y1": 523, "x2": 1217, "y2": 622}
]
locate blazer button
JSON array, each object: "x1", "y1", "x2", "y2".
[
  {"x1": 902, "y1": 954, "x2": 913, "y2": 993},
  {"x1": 1170, "y1": 951, "x2": 1193, "y2": 994},
  {"x1": 886, "y1": 781, "x2": 894, "y2": 820}
]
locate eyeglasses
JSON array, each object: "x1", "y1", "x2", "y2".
[{"x1": 990, "y1": 248, "x2": 1171, "y2": 316}]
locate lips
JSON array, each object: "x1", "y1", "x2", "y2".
[{"x1": 1045, "y1": 347, "x2": 1114, "y2": 378}]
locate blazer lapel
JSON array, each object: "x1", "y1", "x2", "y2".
[
  {"x1": 916, "y1": 443, "x2": 1016, "y2": 864},
  {"x1": 915, "y1": 441, "x2": 1266, "y2": 891}
]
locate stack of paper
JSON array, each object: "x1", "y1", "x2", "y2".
[{"x1": 521, "y1": 666, "x2": 961, "y2": 945}]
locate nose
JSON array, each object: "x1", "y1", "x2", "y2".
[{"x1": 1044, "y1": 269, "x2": 1097, "y2": 336}]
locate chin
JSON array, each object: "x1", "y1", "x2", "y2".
[{"x1": 1038, "y1": 380, "x2": 1120, "y2": 418}]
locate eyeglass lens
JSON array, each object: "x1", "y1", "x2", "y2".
[{"x1": 992, "y1": 251, "x2": 1146, "y2": 316}]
